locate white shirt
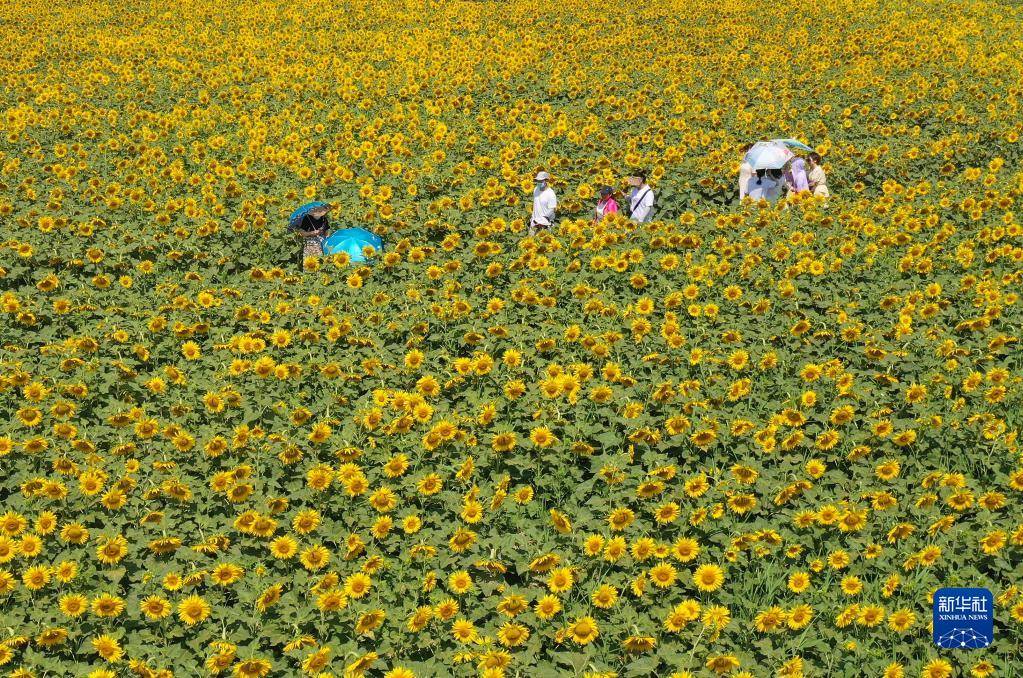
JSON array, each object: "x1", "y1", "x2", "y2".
[
  {"x1": 531, "y1": 185, "x2": 557, "y2": 226},
  {"x1": 629, "y1": 185, "x2": 655, "y2": 223},
  {"x1": 745, "y1": 175, "x2": 783, "y2": 203},
  {"x1": 738, "y1": 161, "x2": 753, "y2": 200},
  {"x1": 807, "y1": 165, "x2": 830, "y2": 197}
]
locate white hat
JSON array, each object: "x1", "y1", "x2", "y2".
[{"x1": 534, "y1": 171, "x2": 551, "y2": 181}]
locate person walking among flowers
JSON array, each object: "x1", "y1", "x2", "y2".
[
  {"x1": 530, "y1": 170, "x2": 557, "y2": 236},
  {"x1": 291, "y1": 203, "x2": 331, "y2": 269},
  {"x1": 627, "y1": 170, "x2": 655, "y2": 224},
  {"x1": 593, "y1": 186, "x2": 619, "y2": 224}
]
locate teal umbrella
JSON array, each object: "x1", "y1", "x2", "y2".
[
  {"x1": 322, "y1": 228, "x2": 383, "y2": 262},
  {"x1": 771, "y1": 138, "x2": 815, "y2": 152}
]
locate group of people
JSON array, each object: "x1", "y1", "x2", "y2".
[
  {"x1": 529, "y1": 169, "x2": 656, "y2": 235},
  {"x1": 292, "y1": 149, "x2": 830, "y2": 268},
  {"x1": 528, "y1": 148, "x2": 829, "y2": 239},
  {"x1": 290, "y1": 169, "x2": 656, "y2": 267},
  {"x1": 738, "y1": 147, "x2": 829, "y2": 204}
]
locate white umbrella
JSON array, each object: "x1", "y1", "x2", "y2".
[{"x1": 744, "y1": 141, "x2": 794, "y2": 170}]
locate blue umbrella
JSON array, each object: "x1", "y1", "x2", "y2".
[
  {"x1": 323, "y1": 227, "x2": 383, "y2": 262},
  {"x1": 288, "y1": 201, "x2": 330, "y2": 230}
]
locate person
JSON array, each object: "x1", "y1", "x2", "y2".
[
  {"x1": 293, "y1": 204, "x2": 331, "y2": 267},
  {"x1": 529, "y1": 171, "x2": 557, "y2": 236},
  {"x1": 627, "y1": 170, "x2": 655, "y2": 223},
  {"x1": 593, "y1": 186, "x2": 619, "y2": 223},
  {"x1": 784, "y1": 155, "x2": 810, "y2": 196},
  {"x1": 745, "y1": 168, "x2": 785, "y2": 204},
  {"x1": 738, "y1": 143, "x2": 754, "y2": 200},
  {"x1": 807, "y1": 152, "x2": 830, "y2": 198}
]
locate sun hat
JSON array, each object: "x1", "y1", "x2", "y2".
[{"x1": 534, "y1": 171, "x2": 551, "y2": 181}]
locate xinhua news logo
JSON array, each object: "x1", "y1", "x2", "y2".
[{"x1": 933, "y1": 587, "x2": 993, "y2": 649}]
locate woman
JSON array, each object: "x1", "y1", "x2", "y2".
[
  {"x1": 594, "y1": 186, "x2": 619, "y2": 223},
  {"x1": 745, "y1": 168, "x2": 785, "y2": 204},
  {"x1": 807, "y1": 152, "x2": 830, "y2": 198},
  {"x1": 293, "y1": 204, "x2": 331, "y2": 268},
  {"x1": 784, "y1": 156, "x2": 809, "y2": 196}
]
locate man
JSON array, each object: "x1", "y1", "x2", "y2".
[
  {"x1": 627, "y1": 170, "x2": 655, "y2": 223},
  {"x1": 529, "y1": 171, "x2": 557, "y2": 236}
]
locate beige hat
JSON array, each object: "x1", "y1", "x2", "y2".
[{"x1": 534, "y1": 171, "x2": 551, "y2": 181}]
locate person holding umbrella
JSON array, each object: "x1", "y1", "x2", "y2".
[
  {"x1": 288, "y1": 201, "x2": 332, "y2": 269},
  {"x1": 741, "y1": 141, "x2": 793, "y2": 205},
  {"x1": 747, "y1": 169, "x2": 785, "y2": 203}
]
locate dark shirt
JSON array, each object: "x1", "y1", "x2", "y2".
[
  {"x1": 298, "y1": 214, "x2": 328, "y2": 234},
  {"x1": 294, "y1": 214, "x2": 329, "y2": 264}
]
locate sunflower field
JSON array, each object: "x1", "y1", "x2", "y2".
[{"x1": 2, "y1": 0, "x2": 1023, "y2": 676}]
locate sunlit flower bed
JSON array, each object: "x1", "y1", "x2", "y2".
[{"x1": 1, "y1": 0, "x2": 1022, "y2": 676}]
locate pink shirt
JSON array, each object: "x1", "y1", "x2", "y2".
[{"x1": 595, "y1": 197, "x2": 619, "y2": 221}]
